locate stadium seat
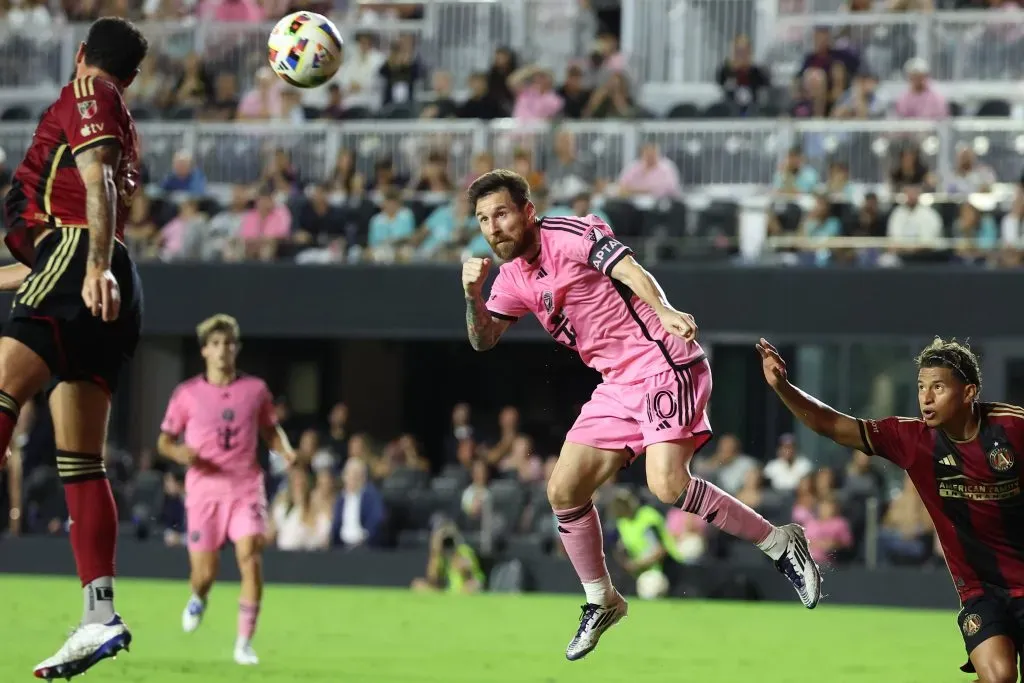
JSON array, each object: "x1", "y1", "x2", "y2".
[{"x1": 977, "y1": 99, "x2": 1011, "y2": 118}]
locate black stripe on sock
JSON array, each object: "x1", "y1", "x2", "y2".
[
  {"x1": 555, "y1": 500, "x2": 594, "y2": 524},
  {"x1": 0, "y1": 389, "x2": 20, "y2": 420},
  {"x1": 56, "y1": 449, "x2": 106, "y2": 483}
]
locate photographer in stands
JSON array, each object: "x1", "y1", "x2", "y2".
[{"x1": 411, "y1": 521, "x2": 485, "y2": 594}]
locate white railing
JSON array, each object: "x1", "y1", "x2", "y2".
[
  {"x1": 624, "y1": 2, "x2": 1024, "y2": 86},
  {"x1": 0, "y1": 118, "x2": 1018, "y2": 189}
]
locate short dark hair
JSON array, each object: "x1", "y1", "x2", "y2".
[
  {"x1": 466, "y1": 169, "x2": 531, "y2": 212},
  {"x1": 916, "y1": 337, "x2": 981, "y2": 389},
  {"x1": 83, "y1": 17, "x2": 148, "y2": 82}
]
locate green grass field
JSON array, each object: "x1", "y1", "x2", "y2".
[{"x1": 0, "y1": 575, "x2": 968, "y2": 683}]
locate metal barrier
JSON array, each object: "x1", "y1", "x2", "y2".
[
  {"x1": 624, "y1": 3, "x2": 1024, "y2": 85},
  {"x1": 622, "y1": 0, "x2": 764, "y2": 84},
  {"x1": 0, "y1": 119, "x2": 1018, "y2": 189}
]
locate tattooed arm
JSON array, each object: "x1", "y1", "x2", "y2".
[
  {"x1": 465, "y1": 292, "x2": 511, "y2": 351},
  {"x1": 75, "y1": 143, "x2": 121, "y2": 270},
  {"x1": 75, "y1": 143, "x2": 122, "y2": 321},
  {"x1": 461, "y1": 257, "x2": 512, "y2": 352}
]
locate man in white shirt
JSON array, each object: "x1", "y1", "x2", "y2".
[
  {"x1": 307, "y1": 31, "x2": 385, "y2": 110},
  {"x1": 691, "y1": 433, "x2": 759, "y2": 495},
  {"x1": 763, "y1": 434, "x2": 813, "y2": 491},
  {"x1": 885, "y1": 184, "x2": 943, "y2": 262}
]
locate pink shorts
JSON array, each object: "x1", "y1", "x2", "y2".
[
  {"x1": 186, "y1": 491, "x2": 268, "y2": 552},
  {"x1": 566, "y1": 358, "x2": 713, "y2": 463}
]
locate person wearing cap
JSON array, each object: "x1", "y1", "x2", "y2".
[{"x1": 893, "y1": 58, "x2": 948, "y2": 120}]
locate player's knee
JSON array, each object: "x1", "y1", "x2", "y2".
[
  {"x1": 546, "y1": 474, "x2": 592, "y2": 510},
  {"x1": 647, "y1": 469, "x2": 692, "y2": 505}
]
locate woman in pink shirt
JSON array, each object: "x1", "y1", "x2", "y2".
[
  {"x1": 240, "y1": 191, "x2": 292, "y2": 261},
  {"x1": 804, "y1": 497, "x2": 853, "y2": 566},
  {"x1": 510, "y1": 66, "x2": 564, "y2": 122},
  {"x1": 791, "y1": 474, "x2": 818, "y2": 527}
]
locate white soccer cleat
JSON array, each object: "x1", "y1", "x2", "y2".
[
  {"x1": 774, "y1": 523, "x2": 822, "y2": 609},
  {"x1": 182, "y1": 596, "x2": 205, "y2": 633},
  {"x1": 234, "y1": 640, "x2": 259, "y2": 666},
  {"x1": 565, "y1": 592, "x2": 628, "y2": 661},
  {"x1": 33, "y1": 615, "x2": 131, "y2": 680}
]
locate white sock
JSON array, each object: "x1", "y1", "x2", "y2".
[
  {"x1": 582, "y1": 574, "x2": 615, "y2": 606},
  {"x1": 83, "y1": 577, "x2": 115, "y2": 625},
  {"x1": 756, "y1": 526, "x2": 788, "y2": 561},
  {"x1": 188, "y1": 593, "x2": 206, "y2": 608}
]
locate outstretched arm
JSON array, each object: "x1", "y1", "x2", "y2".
[
  {"x1": 610, "y1": 255, "x2": 697, "y2": 341},
  {"x1": 757, "y1": 338, "x2": 868, "y2": 451}
]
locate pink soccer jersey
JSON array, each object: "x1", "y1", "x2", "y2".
[
  {"x1": 160, "y1": 374, "x2": 277, "y2": 499},
  {"x1": 486, "y1": 215, "x2": 705, "y2": 383}
]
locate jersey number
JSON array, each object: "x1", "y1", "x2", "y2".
[
  {"x1": 550, "y1": 312, "x2": 577, "y2": 347},
  {"x1": 217, "y1": 426, "x2": 240, "y2": 451}
]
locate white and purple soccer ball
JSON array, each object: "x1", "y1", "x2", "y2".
[{"x1": 267, "y1": 11, "x2": 343, "y2": 89}]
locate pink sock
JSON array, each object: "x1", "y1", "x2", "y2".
[
  {"x1": 677, "y1": 478, "x2": 774, "y2": 545},
  {"x1": 553, "y1": 500, "x2": 611, "y2": 584},
  {"x1": 238, "y1": 601, "x2": 260, "y2": 642}
]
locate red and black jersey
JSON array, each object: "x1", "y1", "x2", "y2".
[
  {"x1": 4, "y1": 75, "x2": 140, "y2": 266},
  {"x1": 860, "y1": 402, "x2": 1024, "y2": 603}
]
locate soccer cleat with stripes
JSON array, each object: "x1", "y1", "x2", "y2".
[
  {"x1": 565, "y1": 593, "x2": 628, "y2": 661},
  {"x1": 774, "y1": 523, "x2": 822, "y2": 609},
  {"x1": 33, "y1": 615, "x2": 132, "y2": 680}
]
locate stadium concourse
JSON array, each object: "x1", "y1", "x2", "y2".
[{"x1": 0, "y1": 0, "x2": 1021, "y2": 598}]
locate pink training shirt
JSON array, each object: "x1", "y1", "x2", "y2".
[
  {"x1": 161, "y1": 374, "x2": 277, "y2": 499},
  {"x1": 486, "y1": 215, "x2": 705, "y2": 383}
]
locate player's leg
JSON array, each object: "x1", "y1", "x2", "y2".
[
  {"x1": 549, "y1": 441, "x2": 630, "y2": 661},
  {"x1": 229, "y1": 494, "x2": 269, "y2": 665},
  {"x1": 967, "y1": 637, "x2": 1018, "y2": 683},
  {"x1": 642, "y1": 361, "x2": 821, "y2": 608},
  {"x1": 33, "y1": 380, "x2": 130, "y2": 680},
  {"x1": 0, "y1": 336, "x2": 54, "y2": 462},
  {"x1": 959, "y1": 598, "x2": 1020, "y2": 683},
  {"x1": 181, "y1": 547, "x2": 220, "y2": 633}
]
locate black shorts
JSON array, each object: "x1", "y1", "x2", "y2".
[
  {"x1": 958, "y1": 590, "x2": 1024, "y2": 673},
  {"x1": 2, "y1": 228, "x2": 142, "y2": 394}
]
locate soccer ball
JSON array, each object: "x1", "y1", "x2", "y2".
[
  {"x1": 267, "y1": 11, "x2": 343, "y2": 89},
  {"x1": 635, "y1": 569, "x2": 670, "y2": 600}
]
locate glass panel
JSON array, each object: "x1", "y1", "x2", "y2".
[{"x1": 793, "y1": 343, "x2": 844, "y2": 468}]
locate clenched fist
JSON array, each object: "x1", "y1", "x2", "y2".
[{"x1": 462, "y1": 257, "x2": 491, "y2": 297}]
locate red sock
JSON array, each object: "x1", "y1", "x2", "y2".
[
  {"x1": 58, "y1": 450, "x2": 118, "y2": 585},
  {"x1": 0, "y1": 390, "x2": 20, "y2": 468}
]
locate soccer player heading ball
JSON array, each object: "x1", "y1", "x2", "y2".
[
  {"x1": 462, "y1": 170, "x2": 822, "y2": 661},
  {"x1": 760, "y1": 336, "x2": 1024, "y2": 681},
  {"x1": 0, "y1": 17, "x2": 147, "y2": 680}
]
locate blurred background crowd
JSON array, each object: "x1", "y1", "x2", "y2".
[{"x1": 0, "y1": 0, "x2": 1022, "y2": 268}]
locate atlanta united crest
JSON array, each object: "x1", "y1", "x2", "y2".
[
  {"x1": 988, "y1": 445, "x2": 1014, "y2": 472},
  {"x1": 962, "y1": 613, "x2": 982, "y2": 637}
]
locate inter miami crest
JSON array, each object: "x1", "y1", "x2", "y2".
[
  {"x1": 542, "y1": 290, "x2": 554, "y2": 314},
  {"x1": 222, "y1": 408, "x2": 235, "y2": 422},
  {"x1": 962, "y1": 613, "x2": 982, "y2": 637},
  {"x1": 988, "y1": 444, "x2": 1014, "y2": 472}
]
